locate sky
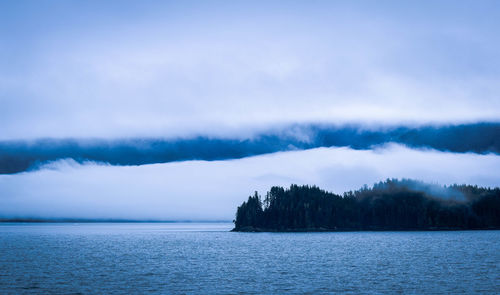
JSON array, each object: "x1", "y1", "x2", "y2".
[{"x1": 1, "y1": 1, "x2": 500, "y2": 220}]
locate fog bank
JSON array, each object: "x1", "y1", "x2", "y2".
[{"x1": 1, "y1": 144, "x2": 499, "y2": 220}]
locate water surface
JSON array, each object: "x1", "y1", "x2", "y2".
[{"x1": 0, "y1": 223, "x2": 499, "y2": 294}]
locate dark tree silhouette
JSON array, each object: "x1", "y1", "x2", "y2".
[{"x1": 233, "y1": 179, "x2": 500, "y2": 231}]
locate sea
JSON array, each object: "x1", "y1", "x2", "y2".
[{"x1": 0, "y1": 223, "x2": 499, "y2": 294}]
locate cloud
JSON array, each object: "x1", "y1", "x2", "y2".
[
  {"x1": 1, "y1": 122, "x2": 499, "y2": 174},
  {"x1": 1, "y1": 144, "x2": 499, "y2": 220},
  {"x1": 1, "y1": 2, "x2": 499, "y2": 221},
  {"x1": 1, "y1": 1, "x2": 500, "y2": 139}
]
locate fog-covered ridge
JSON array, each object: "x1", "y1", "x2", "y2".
[{"x1": 1, "y1": 122, "x2": 499, "y2": 174}]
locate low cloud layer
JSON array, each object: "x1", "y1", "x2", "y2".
[
  {"x1": 1, "y1": 145, "x2": 499, "y2": 221},
  {"x1": 1, "y1": 122, "x2": 499, "y2": 174}
]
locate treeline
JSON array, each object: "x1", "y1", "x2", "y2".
[{"x1": 233, "y1": 179, "x2": 500, "y2": 231}]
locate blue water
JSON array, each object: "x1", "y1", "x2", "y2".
[{"x1": 0, "y1": 223, "x2": 499, "y2": 294}]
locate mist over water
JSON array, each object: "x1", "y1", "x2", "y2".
[
  {"x1": 1, "y1": 145, "x2": 499, "y2": 221},
  {"x1": 2, "y1": 1, "x2": 500, "y2": 294}
]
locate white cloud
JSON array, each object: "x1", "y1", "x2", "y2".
[
  {"x1": 1, "y1": 1, "x2": 500, "y2": 139},
  {"x1": 1, "y1": 145, "x2": 499, "y2": 220}
]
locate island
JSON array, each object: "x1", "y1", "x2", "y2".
[{"x1": 232, "y1": 179, "x2": 500, "y2": 232}]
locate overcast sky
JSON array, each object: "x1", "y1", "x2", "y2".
[
  {"x1": 1, "y1": 0, "x2": 500, "y2": 139},
  {"x1": 1, "y1": 1, "x2": 500, "y2": 220}
]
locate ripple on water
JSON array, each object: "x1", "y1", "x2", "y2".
[{"x1": 0, "y1": 223, "x2": 499, "y2": 294}]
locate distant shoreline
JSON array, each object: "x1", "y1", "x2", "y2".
[
  {"x1": 232, "y1": 226, "x2": 500, "y2": 232},
  {"x1": 0, "y1": 219, "x2": 232, "y2": 223}
]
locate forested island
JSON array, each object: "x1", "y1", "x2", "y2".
[{"x1": 232, "y1": 179, "x2": 500, "y2": 232}]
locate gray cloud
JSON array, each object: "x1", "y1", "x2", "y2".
[
  {"x1": 1, "y1": 1, "x2": 500, "y2": 221},
  {"x1": 1, "y1": 1, "x2": 500, "y2": 139},
  {"x1": 1, "y1": 122, "x2": 499, "y2": 174}
]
